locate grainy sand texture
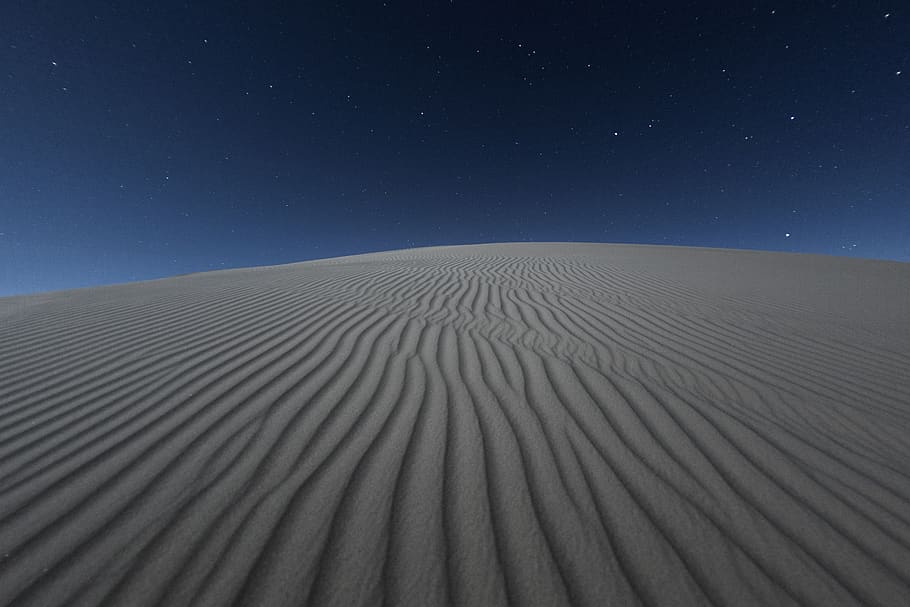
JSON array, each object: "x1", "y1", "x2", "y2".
[{"x1": 1, "y1": 243, "x2": 909, "y2": 606}]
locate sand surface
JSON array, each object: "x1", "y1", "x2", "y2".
[{"x1": 1, "y1": 243, "x2": 909, "y2": 606}]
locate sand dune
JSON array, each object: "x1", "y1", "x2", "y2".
[{"x1": 1, "y1": 243, "x2": 909, "y2": 606}]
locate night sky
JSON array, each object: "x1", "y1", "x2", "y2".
[{"x1": 2, "y1": 2, "x2": 908, "y2": 296}]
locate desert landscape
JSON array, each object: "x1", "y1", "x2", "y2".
[{"x1": 0, "y1": 243, "x2": 909, "y2": 606}]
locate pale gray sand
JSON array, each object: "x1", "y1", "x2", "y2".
[{"x1": 0, "y1": 243, "x2": 909, "y2": 606}]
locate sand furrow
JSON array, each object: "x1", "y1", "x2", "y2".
[{"x1": 0, "y1": 297, "x2": 357, "y2": 484}]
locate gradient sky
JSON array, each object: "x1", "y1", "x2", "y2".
[{"x1": 1, "y1": 1, "x2": 908, "y2": 295}]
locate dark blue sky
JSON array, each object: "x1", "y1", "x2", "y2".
[{"x1": 2, "y1": 1, "x2": 908, "y2": 295}]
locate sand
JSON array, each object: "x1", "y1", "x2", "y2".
[{"x1": 0, "y1": 242, "x2": 908, "y2": 606}]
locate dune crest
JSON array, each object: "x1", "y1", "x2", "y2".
[{"x1": 1, "y1": 243, "x2": 909, "y2": 606}]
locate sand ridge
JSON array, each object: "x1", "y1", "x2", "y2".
[{"x1": 0, "y1": 243, "x2": 909, "y2": 606}]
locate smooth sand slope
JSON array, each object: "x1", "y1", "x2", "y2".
[{"x1": 1, "y1": 243, "x2": 909, "y2": 607}]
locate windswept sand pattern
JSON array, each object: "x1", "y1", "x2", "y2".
[{"x1": 1, "y1": 243, "x2": 909, "y2": 606}]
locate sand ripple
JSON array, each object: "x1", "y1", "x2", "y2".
[{"x1": 1, "y1": 244, "x2": 909, "y2": 606}]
